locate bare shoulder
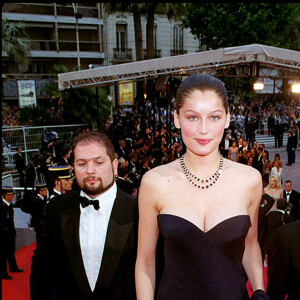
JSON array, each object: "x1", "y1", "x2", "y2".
[
  {"x1": 141, "y1": 160, "x2": 179, "y2": 188},
  {"x1": 225, "y1": 159, "x2": 262, "y2": 188}
]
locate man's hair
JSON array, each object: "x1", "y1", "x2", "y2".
[
  {"x1": 277, "y1": 198, "x2": 287, "y2": 210},
  {"x1": 72, "y1": 130, "x2": 115, "y2": 162},
  {"x1": 284, "y1": 180, "x2": 292, "y2": 184}
]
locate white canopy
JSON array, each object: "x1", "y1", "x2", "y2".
[{"x1": 58, "y1": 44, "x2": 300, "y2": 90}]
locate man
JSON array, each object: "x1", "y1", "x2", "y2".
[
  {"x1": 259, "y1": 143, "x2": 269, "y2": 160},
  {"x1": 0, "y1": 186, "x2": 23, "y2": 280},
  {"x1": 258, "y1": 194, "x2": 275, "y2": 260},
  {"x1": 238, "y1": 140, "x2": 248, "y2": 155},
  {"x1": 117, "y1": 139, "x2": 129, "y2": 161},
  {"x1": 267, "y1": 220, "x2": 300, "y2": 300},
  {"x1": 56, "y1": 146, "x2": 72, "y2": 167},
  {"x1": 286, "y1": 130, "x2": 294, "y2": 166},
  {"x1": 283, "y1": 180, "x2": 299, "y2": 220},
  {"x1": 30, "y1": 131, "x2": 138, "y2": 300},
  {"x1": 23, "y1": 182, "x2": 49, "y2": 242},
  {"x1": 253, "y1": 146, "x2": 264, "y2": 174},
  {"x1": 15, "y1": 147, "x2": 26, "y2": 187},
  {"x1": 48, "y1": 165, "x2": 74, "y2": 199},
  {"x1": 262, "y1": 198, "x2": 294, "y2": 283}
]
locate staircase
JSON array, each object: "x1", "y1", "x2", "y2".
[{"x1": 255, "y1": 133, "x2": 288, "y2": 149}]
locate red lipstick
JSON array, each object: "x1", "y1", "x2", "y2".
[{"x1": 195, "y1": 138, "x2": 211, "y2": 145}]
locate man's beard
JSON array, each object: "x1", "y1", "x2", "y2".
[{"x1": 82, "y1": 175, "x2": 114, "y2": 196}]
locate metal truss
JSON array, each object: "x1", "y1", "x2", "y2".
[{"x1": 58, "y1": 44, "x2": 300, "y2": 90}]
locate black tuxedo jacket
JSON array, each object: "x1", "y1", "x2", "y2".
[
  {"x1": 262, "y1": 211, "x2": 294, "y2": 256},
  {"x1": 15, "y1": 153, "x2": 26, "y2": 172},
  {"x1": 30, "y1": 188, "x2": 138, "y2": 300},
  {"x1": 267, "y1": 220, "x2": 300, "y2": 300},
  {"x1": 258, "y1": 194, "x2": 275, "y2": 244},
  {"x1": 284, "y1": 190, "x2": 300, "y2": 220}
]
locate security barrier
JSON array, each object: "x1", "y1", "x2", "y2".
[{"x1": 2, "y1": 124, "x2": 91, "y2": 174}]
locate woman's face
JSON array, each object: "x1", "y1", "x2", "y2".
[
  {"x1": 270, "y1": 177, "x2": 277, "y2": 188},
  {"x1": 174, "y1": 90, "x2": 230, "y2": 156}
]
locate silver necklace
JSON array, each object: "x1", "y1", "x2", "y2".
[{"x1": 180, "y1": 153, "x2": 224, "y2": 189}]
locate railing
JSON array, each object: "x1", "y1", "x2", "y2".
[
  {"x1": 113, "y1": 48, "x2": 133, "y2": 60},
  {"x1": 143, "y1": 49, "x2": 161, "y2": 59},
  {"x1": 170, "y1": 49, "x2": 187, "y2": 56},
  {"x1": 2, "y1": 124, "x2": 91, "y2": 174}
]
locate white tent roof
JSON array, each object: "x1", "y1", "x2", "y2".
[{"x1": 58, "y1": 44, "x2": 300, "y2": 90}]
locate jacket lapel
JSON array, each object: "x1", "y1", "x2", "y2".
[
  {"x1": 60, "y1": 194, "x2": 92, "y2": 298},
  {"x1": 96, "y1": 189, "x2": 133, "y2": 289}
]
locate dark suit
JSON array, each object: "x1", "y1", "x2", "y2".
[
  {"x1": 262, "y1": 210, "x2": 294, "y2": 282},
  {"x1": 15, "y1": 152, "x2": 26, "y2": 186},
  {"x1": 30, "y1": 188, "x2": 138, "y2": 300},
  {"x1": 258, "y1": 194, "x2": 275, "y2": 252},
  {"x1": 284, "y1": 189, "x2": 300, "y2": 220},
  {"x1": 267, "y1": 220, "x2": 300, "y2": 300},
  {"x1": 0, "y1": 200, "x2": 19, "y2": 276}
]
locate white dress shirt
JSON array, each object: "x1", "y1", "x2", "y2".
[
  {"x1": 285, "y1": 190, "x2": 292, "y2": 204},
  {"x1": 79, "y1": 182, "x2": 117, "y2": 291}
]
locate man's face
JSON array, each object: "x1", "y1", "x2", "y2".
[
  {"x1": 61, "y1": 179, "x2": 73, "y2": 193},
  {"x1": 4, "y1": 194, "x2": 14, "y2": 202},
  {"x1": 284, "y1": 182, "x2": 292, "y2": 192},
  {"x1": 39, "y1": 188, "x2": 48, "y2": 198},
  {"x1": 74, "y1": 141, "x2": 118, "y2": 198}
]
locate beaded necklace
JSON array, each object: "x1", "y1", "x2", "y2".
[{"x1": 180, "y1": 153, "x2": 224, "y2": 189}]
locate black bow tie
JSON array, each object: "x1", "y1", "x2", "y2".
[
  {"x1": 286, "y1": 192, "x2": 291, "y2": 196},
  {"x1": 80, "y1": 196, "x2": 100, "y2": 210}
]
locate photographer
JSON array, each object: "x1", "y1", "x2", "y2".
[{"x1": 25, "y1": 154, "x2": 46, "y2": 188}]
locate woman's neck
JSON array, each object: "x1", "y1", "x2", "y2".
[{"x1": 184, "y1": 150, "x2": 221, "y2": 178}]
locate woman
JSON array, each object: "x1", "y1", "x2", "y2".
[
  {"x1": 228, "y1": 140, "x2": 239, "y2": 162},
  {"x1": 270, "y1": 160, "x2": 283, "y2": 185},
  {"x1": 269, "y1": 153, "x2": 280, "y2": 170},
  {"x1": 263, "y1": 175, "x2": 283, "y2": 212},
  {"x1": 135, "y1": 74, "x2": 267, "y2": 300}
]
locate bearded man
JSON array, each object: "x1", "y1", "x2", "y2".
[{"x1": 30, "y1": 131, "x2": 138, "y2": 300}]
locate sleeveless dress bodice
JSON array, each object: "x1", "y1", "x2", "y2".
[{"x1": 157, "y1": 214, "x2": 251, "y2": 300}]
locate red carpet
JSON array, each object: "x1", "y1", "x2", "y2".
[
  {"x1": 3, "y1": 242, "x2": 268, "y2": 300},
  {"x1": 2, "y1": 242, "x2": 36, "y2": 300}
]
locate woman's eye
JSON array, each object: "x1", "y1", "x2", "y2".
[
  {"x1": 188, "y1": 116, "x2": 198, "y2": 120},
  {"x1": 210, "y1": 115, "x2": 220, "y2": 120}
]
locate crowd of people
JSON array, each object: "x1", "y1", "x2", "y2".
[{"x1": 1, "y1": 74, "x2": 300, "y2": 300}]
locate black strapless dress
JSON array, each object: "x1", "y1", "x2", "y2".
[{"x1": 157, "y1": 214, "x2": 251, "y2": 300}]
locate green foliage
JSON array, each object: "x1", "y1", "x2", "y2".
[
  {"x1": 63, "y1": 86, "x2": 111, "y2": 128},
  {"x1": 18, "y1": 105, "x2": 52, "y2": 126},
  {"x1": 182, "y1": 3, "x2": 300, "y2": 50},
  {"x1": 42, "y1": 64, "x2": 111, "y2": 128},
  {"x1": 2, "y1": 19, "x2": 31, "y2": 65}
]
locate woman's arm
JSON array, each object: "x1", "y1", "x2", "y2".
[
  {"x1": 242, "y1": 169, "x2": 265, "y2": 292},
  {"x1": 135, "y1": 170, "x2": 161, "y2": 300},
  {"x1": 228, "y1": 148, "x2": 231, "y2": 159}
]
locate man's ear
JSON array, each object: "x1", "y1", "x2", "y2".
[
  {"x1": 112, "y1": 158, "x2": 118, "y2": 177},
  {"x1": 174, "y1": 110, "x2": 181, "y2": 129}
]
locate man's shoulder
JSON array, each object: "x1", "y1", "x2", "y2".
[
  {"x1": 47, "y1": 191, "x2": 80, "y2": 211},
  {"x1": 278, "y1": 220, "x2": 300, "y2": 241}
]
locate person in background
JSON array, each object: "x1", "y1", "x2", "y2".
[
  {"x1": 15, "y1": 146, "x2": 26, "y2": 187},
  {"x1": 48, "y1": 165, "x2": 74, "y2": 199},
  {"x1": 0, "y1": 186, "x2": 23, "y2": 280},
  {"x1": 283, "y1": 180, "x2": 299, "y2": 220},
  {"x1": 267, "y1": 220, "x2": 300, "y2": 300}
]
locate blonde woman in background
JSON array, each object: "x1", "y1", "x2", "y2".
[{"x1": 263, "y1": 175, "x2": 283, "y2": 212}]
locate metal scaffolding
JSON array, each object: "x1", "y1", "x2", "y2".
[{"x1": 58, "y1": 44, "x2": 300, "y2": 90}]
